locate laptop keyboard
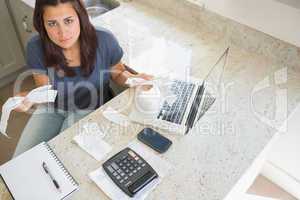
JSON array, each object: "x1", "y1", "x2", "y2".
[
  {"x1": 185, "y1": 84, "x2": 205, "y2": 130},
  {"x1": 197, "y1": 92, "x2": 216, "y2": 121},
  {"x1": 157, "y1": 80, "x2": 195, "y2": 124}
]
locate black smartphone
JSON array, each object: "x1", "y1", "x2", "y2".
[{"x1": 137, "y1": 128, "x2": 172, "y2": 153}]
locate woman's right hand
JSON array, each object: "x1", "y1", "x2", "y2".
[{"x1": 14, "y1": 98, "x2": 34, "y2": 112}]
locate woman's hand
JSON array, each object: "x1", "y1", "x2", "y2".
[
  {"x1": 132, "y1": 73, "x2": 154, "y2": 81},
  {"x1": 14, "y1": 98, "x2": 34, "y2": 112},
  {"x1": 131, "y1": 73, "x2": 154, "y2": 91},
  {"x1": 111, "y1": 62, "x2": 154, "y2": 87}
]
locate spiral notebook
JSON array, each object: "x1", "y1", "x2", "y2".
[{"x1": 0, "y1": 142, "x2": 79, "y2": 200}]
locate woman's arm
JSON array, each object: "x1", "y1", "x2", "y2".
[
  {"x1": 110, "y1": 62, "x2": 153, "y2": 86},
  {"x1": 14, "y1": 74, "x2": 49, "y2": 97},
  {"x1": 32, "y1": 73, "x2": 50, "y2": 87}
]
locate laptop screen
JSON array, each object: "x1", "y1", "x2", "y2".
[{"x1": 203, "y1": 47, "x2": 229, "y2": 91}]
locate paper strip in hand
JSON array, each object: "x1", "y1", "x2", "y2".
[
  {"x1": 125, "y1": 77, "x2": 154, "y2": 87},
  {"x1": 26, "y1": 85, "x2": 57, "y2": 103},
  {"x1": 0, "y1": 97, "x2": 24, "y2": 137},
  {"x1": 125, "y1": 74, "x2": 170, "y2": 88},
  {"x1": 0, "y1": 85, "x2": 57, "y2": 137}
]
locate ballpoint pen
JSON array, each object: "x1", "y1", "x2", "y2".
[{"x1": 42, "y1": 161, "x2": 61, "y2": 192}]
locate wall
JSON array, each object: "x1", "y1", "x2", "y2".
[{"x1": 197, "y1": 0, "x2": 300, "y2": 47}]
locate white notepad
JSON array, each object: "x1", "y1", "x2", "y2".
[{"x1": 0, "y1": 142, "x2": 79, "y2": 200}]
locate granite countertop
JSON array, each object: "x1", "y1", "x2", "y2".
[{"x1": 2, "y1": 0, "x2": 300, "y2": 199}]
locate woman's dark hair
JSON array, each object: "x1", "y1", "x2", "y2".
[{"x1": 33, "y1": 0, "x2": 97, "y2": 76}]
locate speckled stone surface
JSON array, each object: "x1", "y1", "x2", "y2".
[
  {"x1": 136, "y1": 0, "x2": 300, "y2": 69},
  {"x1": 2, "y1": 0, "x2": 300, "y2": 199}
]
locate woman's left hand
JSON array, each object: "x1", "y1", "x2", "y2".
[
  {"x1": 131, "y1": 73, "x2": 154, "y2": 90},
  {"x1": 132, "y1": 73, "x2": 154, "y2": 81}
]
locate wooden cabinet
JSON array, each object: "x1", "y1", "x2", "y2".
[
  {"x1": 0, "y1": 0, "x2": 25, "y2": 81},
  {"x1": 7, "y1": 0, "x2": 36, "y2": 52}
]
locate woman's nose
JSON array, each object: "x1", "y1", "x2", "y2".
[{"x1": 58, "y1": 25, "x2": 68, "y2": 38}]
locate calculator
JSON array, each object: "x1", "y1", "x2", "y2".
[{"x1": 103, "y1": 147, "x2": 158, "y2": 197}]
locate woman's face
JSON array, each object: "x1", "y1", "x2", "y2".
[{"x1": 43, "y1": 2, "x2": 81, "y2": 50}]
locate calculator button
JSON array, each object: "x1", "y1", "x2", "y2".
[
  {"x1": 120, "y1": 173, "x2": 125, "y2": 176},
  {"x1": 111, "y1": 162, "x2": 119, "y2": 170},
  {"x1": 107, "y1": 166, "x2": 114, "y2": 173},
  {"x1": 113, "y1": 172, "x2": 118, "y2": 176},
  {"x1": 137, "y1": 167, "x2": 141, "y2": 171},
  {"x1": 117, "y1": 169, "x2": 122, "y2": 174},
  {"x1": 142, "y1": 163, "x2": 146, "y2": 167},
  {"x1": 125, "y1": 181, "x2": 132, "y2": 187},
  {"x1": 120, "y1": 179, "x2": 124, "y2": 183},
  {"x1": 129, "y1": 173, "x2": 133, "y2": 176},
  {"x1": 124, "y1": 176, "x2": 128, "y2": 180},
  {"x1": 133, "y1": 170, "x2": 137, "y2": 173},
  {"x1": 138, "y1": 160, "x2": 143, "y2": 164},
  {"x1": 129, "y1": 166, "x2": 134, "y2": 170},
  {"x1": 116, "y1": 175, "x2": 121, "y2": 180},
  {"x1": 125, "y1": 169, "x2": 130, "y2": 173}
]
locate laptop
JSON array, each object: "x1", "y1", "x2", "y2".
[{"x1": 129, "y1": 47, "x2": 230, "y2": 135}]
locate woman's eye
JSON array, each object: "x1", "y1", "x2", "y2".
[
  {"x1": 47, "y1": 22, "x2": 57, "y2": 27},
  {"x1": 65, "y1": 19, "x2": 74, "y2": 25}
]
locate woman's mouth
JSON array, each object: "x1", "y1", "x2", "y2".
[{"x1": 60, "y1": 37, "x2": 72, "y2": 43}]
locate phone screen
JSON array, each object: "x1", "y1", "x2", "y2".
[{"x1": 138, "y1": 128, "x2": 172, "y2": 153}]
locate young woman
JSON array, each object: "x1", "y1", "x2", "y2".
[{"x1": 13, "y1": 0, "x2": 151, "y2": 156}]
